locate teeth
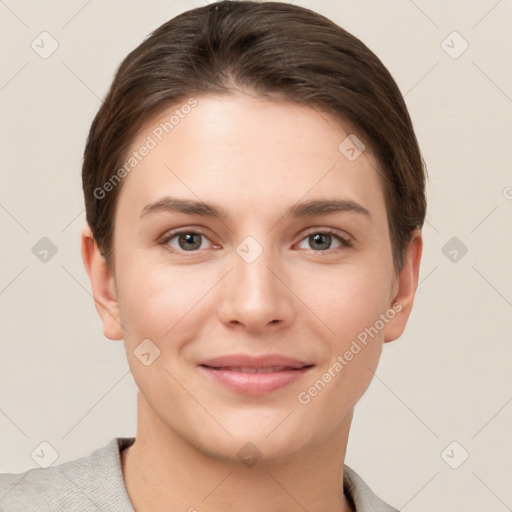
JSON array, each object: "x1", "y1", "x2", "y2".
[{"x1": 221, "y1": 366, "x2": 291, "y2": 373}]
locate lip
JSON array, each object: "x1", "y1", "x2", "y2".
[{"x1": 198, "y1": 354, "x2": 314, "y2": 395}]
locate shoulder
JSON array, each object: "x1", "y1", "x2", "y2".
[
  {"x1": 0, "y1": 437, "x2": 135, "y2": 512},
  {"x1": 343, "y1": 465, "x2": 398, "y2": 512}
]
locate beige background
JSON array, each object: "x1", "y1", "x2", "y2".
[{"x1": 1, "y1": 0, "x2": 511, "y2": 510}]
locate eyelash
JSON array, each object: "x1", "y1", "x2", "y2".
[{"x1": 159, "y1": 228, "x2": 353, "y2": 255}]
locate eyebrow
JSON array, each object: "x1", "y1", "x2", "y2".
[{"x1": 140, "y1": 196, "x2": 371, "y2": 221}]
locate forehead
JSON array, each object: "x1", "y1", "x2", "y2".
[{"x1": 115, "y1": 93, "x2": 387, "y2": 225}]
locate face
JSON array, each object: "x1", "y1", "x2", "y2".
[{"x1": 85, "y1": 92, "x2": 420, "y2": 464}]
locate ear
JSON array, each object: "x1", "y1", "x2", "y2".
[
  {"x1": 384, "y1": 229, "x2": 423, "y2": 343},
  {"x1": 80, "y1": 223, "x2": 124, "y2": 340}
]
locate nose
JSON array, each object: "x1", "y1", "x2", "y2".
[{"x1": 217, "y1": 242, "x2": 296, "y2": 333}]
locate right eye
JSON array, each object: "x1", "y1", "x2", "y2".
[{"x1": 161, "y1": 230, "x2": 216, "y2": 254}]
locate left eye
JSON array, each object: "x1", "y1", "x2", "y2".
[{"x1": 296, "y1": 231, "x2": 348, "y2": 251}]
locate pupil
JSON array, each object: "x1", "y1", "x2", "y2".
[
  {"x1": 179, "y1": 233, "x2": 201, "y2": 250},
  {"x1": 311, "y1": 233, "x2": 330, "y2": 250}
]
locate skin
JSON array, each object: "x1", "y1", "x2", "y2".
[{"x1": 82, "y1": 92, "x2": 422, "y2": 512}]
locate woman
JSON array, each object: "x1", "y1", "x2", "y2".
[{"x1": 0, "y1": 2, "x2": 425, "y2": 510}]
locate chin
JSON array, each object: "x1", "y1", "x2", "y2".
[
  {"x1": 188, "y1": 413, "x2": 326, "y2": 467},
  {"x1": 202, "y1": 434, "x2": 313, "y2": 468}
]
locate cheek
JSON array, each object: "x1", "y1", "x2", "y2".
[
  {"x1": 294, "y1": 264, "x2": 392, "y2": 408},
  {"x1": 295, "y1": 270, "x2": 390, "y2": 429},
  {"x1": 299, "y1": 263, "x2": 392, "y2": 345},
  {"x1": 114, "y1": 257, "x2": 205, "y2": 342}
]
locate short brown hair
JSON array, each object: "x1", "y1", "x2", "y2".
[{"x1": 82, "y1": 0, "x2": 426, "y2": 271}]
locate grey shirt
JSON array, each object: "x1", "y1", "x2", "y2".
[{"x1": 0, "y1": 437, "x2": 398, "y2": 511}]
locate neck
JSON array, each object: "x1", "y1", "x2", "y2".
[{"x1": 121, "y1": 393, "x2": 355, "y2": 512}]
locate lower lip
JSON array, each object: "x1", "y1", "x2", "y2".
[{"x1": 199, "y1": 366, "x2": 313, "y2": 395}]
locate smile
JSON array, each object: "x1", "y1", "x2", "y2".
[{"x1": 198, "y1": 354, "x2": 314, "y2": 395}]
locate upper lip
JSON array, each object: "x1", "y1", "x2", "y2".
[{"x1": 199, "y1": 354, "x2": 313, "y2": 370}]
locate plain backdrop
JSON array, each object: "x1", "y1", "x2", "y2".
[{"x1": 1, "y1": 1, "x2": 511, "y2": 510}]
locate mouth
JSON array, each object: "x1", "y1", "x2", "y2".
[
  {"x1": 202, "y1": 365, "x2": 308, "y2": 373},
  {"x1": 198, "y1": 355, "x2": 314, "y2": 395}
]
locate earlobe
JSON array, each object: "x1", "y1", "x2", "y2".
[
  {"x1": 80, "y1": 223, "x2": 124, "y2": 341},
  {"x1": 384, "y1": 230, "x2": 423, "y2": 343}
]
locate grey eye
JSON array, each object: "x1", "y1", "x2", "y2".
[
  {"x1": 308, "y1": 233, "x2": 333, "y2": 250},
  {"x1": 177, "y1": 233, "x2": 203, "y2": 251}
]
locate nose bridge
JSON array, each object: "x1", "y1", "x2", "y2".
[
  {"x1": 218, "y1": 233, "x2": 295, "y2": 330},
  {"x1": 233, "y1": 233, "x2": 281, "y2": 301}
]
